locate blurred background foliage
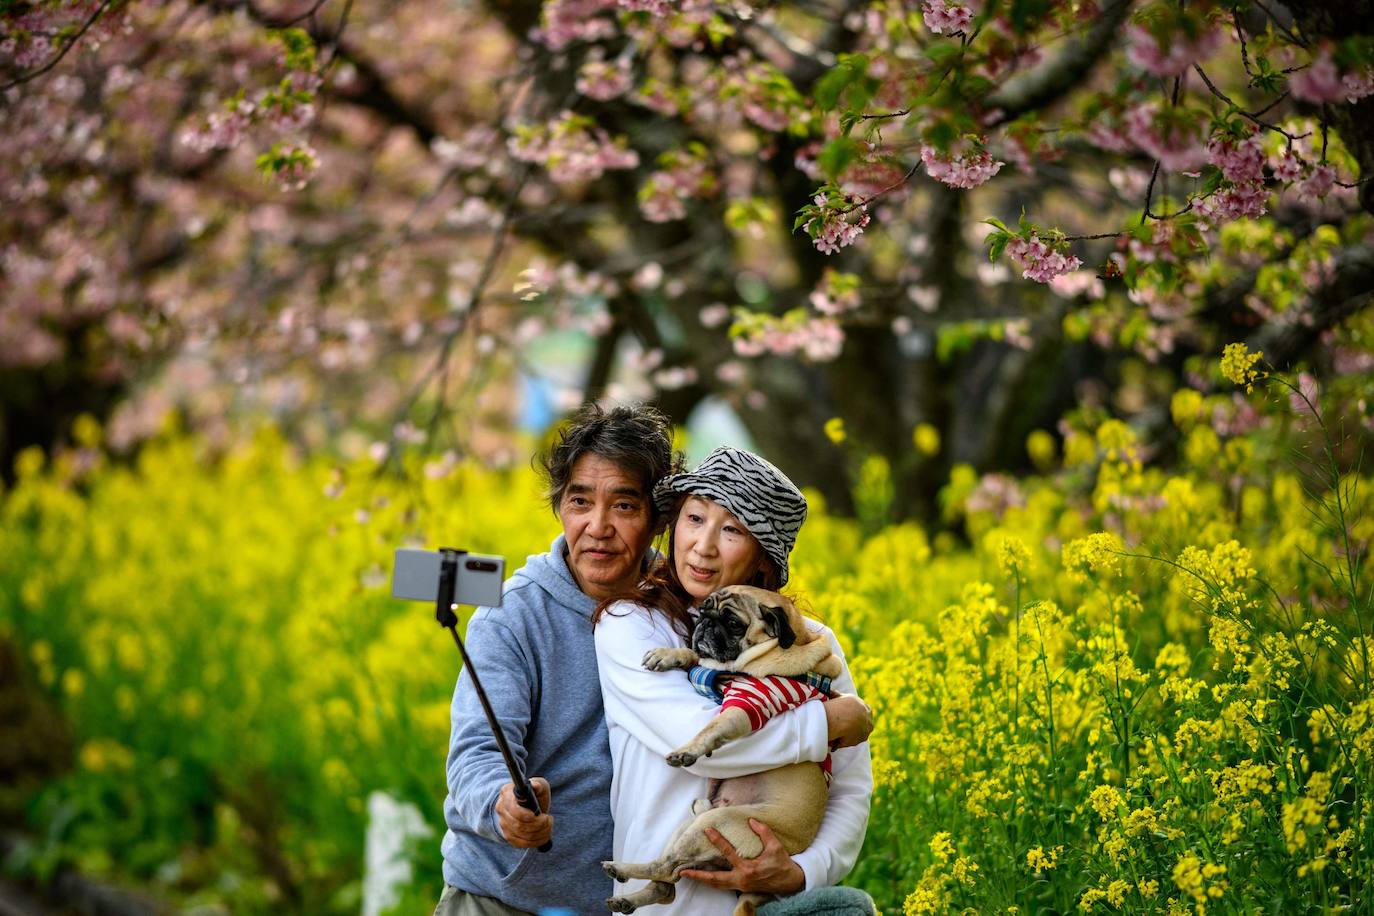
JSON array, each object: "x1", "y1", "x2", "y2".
[
  {"x1": 2, "y1": 363, "x2": 1372, "y2": 911},
  {"x1": 4, "y1": 0, "x2": 1374, "y2": 911}
]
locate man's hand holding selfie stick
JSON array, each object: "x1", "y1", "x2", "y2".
[{"x1": 394, "y1": 547, "x2": 552, "y2": 853}]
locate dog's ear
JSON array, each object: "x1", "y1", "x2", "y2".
[{"x1": 761, "y1": 604, "x2": 796, "y2": 649}]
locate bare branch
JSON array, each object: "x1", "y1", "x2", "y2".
[
  {"x1": 984, "y1": 0, "x2": 1134, "y2": 126},
  {"x1": 0, "y1": 0, "x2": 113, "y2": 92}
]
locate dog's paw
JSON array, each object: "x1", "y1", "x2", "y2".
[
  {"x1": 603, "y1": 862, "x2": 625, "y2": 882},
  {"x1": 607, "y1": 896, "x2": 639, "y2": 914},
  {"x1": 666, "y1": 750, "x2": 699, "y2": 768},
  {"x1": 642, "y1": 648, "x2": 692, "y2": 671}
]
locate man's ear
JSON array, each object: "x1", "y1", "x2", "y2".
[{"x1": 762, "y1": 605, "x2": 796, "y2": 649}]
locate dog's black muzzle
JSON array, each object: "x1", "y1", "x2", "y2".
[{"x1": 691, "y1": 594, "x2": 741, "y2": 663}]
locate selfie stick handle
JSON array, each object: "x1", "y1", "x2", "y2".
[{"x1": 437, "y1": 549, "x2": 552, "y2": 853}]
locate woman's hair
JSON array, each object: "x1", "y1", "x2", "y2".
[{"x1": 593, "y1": 495, "x2": 783, "y2": 638}]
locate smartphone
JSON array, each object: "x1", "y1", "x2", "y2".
[{"x1": 392, "y1": 548, "x2": 505, "y2": 608}]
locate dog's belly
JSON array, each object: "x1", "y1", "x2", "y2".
[
  {"x1": 706, "y1": 772, "x2": 774, "y2": 807},
  {"x1": 702, "y1": 763, "x2": 830, "y2": 855}
]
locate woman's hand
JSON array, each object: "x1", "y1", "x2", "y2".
[
  {"x1": 824, "y1": 694, "x2": 873, "y2": 748},
  {"x1": 495, "y1": 777, "x2": 553, "y2": 848},
  {"x1": 678, "y1": 819, "x2": 806, "y2": 894}
]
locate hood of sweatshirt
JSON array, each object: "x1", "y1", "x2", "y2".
[{"x1": 508, "y1": 534, "x2": 598, "y2": 618}]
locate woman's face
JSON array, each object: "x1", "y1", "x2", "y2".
[{"x1": 673, "y1": 495, "x2": 764, "y2": 601}]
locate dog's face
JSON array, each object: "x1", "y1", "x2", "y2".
[{"x1": 690, "y1": 585, "x2": 805, "y2": 663}]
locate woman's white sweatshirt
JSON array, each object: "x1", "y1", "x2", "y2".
[{"x1": 594, "y1": 600, "x2": 873, "y2": 916}]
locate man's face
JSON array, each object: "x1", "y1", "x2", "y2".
[{"x1": 559, "y1": 454, "x2": 655, "y2": 601}]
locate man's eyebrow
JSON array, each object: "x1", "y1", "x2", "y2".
[{"x1": 564, "y1": 483, "x2": 645, "y2": 498}]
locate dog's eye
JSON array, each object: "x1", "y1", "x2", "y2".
[{"x1": 726, "y1": 616, "x2": 744, "y2": 631}]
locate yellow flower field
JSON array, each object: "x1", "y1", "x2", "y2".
[{"x1": 1, "y1": 380, "x2": 1371, "y2": 913}]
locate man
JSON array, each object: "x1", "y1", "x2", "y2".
[{"x1": 436, "y1": 403, "x2": 873, "y2": 916}]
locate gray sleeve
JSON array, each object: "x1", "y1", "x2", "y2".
[{"x1": 443, "y1": 610, "x2": 534, "y2": 843}]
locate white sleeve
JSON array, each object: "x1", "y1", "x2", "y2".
[
  {"x1": 790, "y1": 626, "x2": 873, "y2": 889},
  {"x1": 594, "y1": 603, "x2": 830, "y2": 779}
]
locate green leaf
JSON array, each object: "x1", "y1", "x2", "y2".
[
  {"x1": 818, "y1": 137, "x2": 863, "y2": 181},
  {"x1": 814, "y1": 67, "x2": 852, "y2": 112},
  {"x1": 1201, "y1": 166, "x2": 1225, "y2": 196},
  {"x1": 924, "y1": 120, "x2": 958, "y2": 152},
  {"x1": 924, "y1": 41, "x2": 962, "y2": 65}
]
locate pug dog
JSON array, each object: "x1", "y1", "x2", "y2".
[{"x1": 602, "y1": 585, "x2": 844, "y2": 916}]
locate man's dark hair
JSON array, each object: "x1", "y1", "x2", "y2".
[{"x1": 540, "y1": 402, "x2": 683, "y2": 519}]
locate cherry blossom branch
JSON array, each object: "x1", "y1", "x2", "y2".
[
  {"x1": 859, "y1": 108, "x2": 911, "y2": 121},
  {"x1": 1253, "y1": 91, "x2": 1290, "y2": 120},
  {"x1": 0, "y1": 0, "x2": 113, "y2": 91},
  {"x1": 983, "y1": 0, "x2": 1134, "y2": 127},
  {"x1": 1061, "y1": 231, "x2": 1126, "y2": 242},
  {"x1": 277, "y1": 0, "x2": 334, "y2": 27},
  {"x1": 1233, "y1": 10, "x2": 1254, "y2": 80},
  {"x1": 319, "y1": 0, "x2": 355, "y2": 72},
  {"x1": 372, "y1": 164, "x2": 534, "y2": 476},
  {"x1": 832, "y1": 162, "x2": 922, "y2": 215},
  {"x1": 1253, "y1": 0, "x2": 1306, "y2": 48},
  {"x1": 1192, "y1": 64, "x2": 1305, "y2": 142}
]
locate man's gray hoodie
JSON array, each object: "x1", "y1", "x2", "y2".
[{"x1": 441, "y1": 534, "x2": 614, "y2": 915}]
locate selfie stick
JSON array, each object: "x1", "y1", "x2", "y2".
[{"x1": 436, "y1": 548, "x2": 552, "y2": 853}]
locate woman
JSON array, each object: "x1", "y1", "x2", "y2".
[{"x1": 594, "y1": 446, "x2": 875, "y2": 916}]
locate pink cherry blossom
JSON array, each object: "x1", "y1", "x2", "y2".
[
  {"x1": 921, "y1": 140, "x2": 1003, "y2": 189},
  {"x1": 1125, "y1": 23, "x2": 1223, "y2": 77},
  {"x1": 1343, "y1": 69, "x2": 1374, "y2": 103},
  {"x1": 1196, "y1": 182, "x2": 1268, "y2": 224},
  {"x1": 1206, "y1": 133, "x2": 1264, "y2": 184},
  {"x1": 509, "y1": 112, "x2": 640, "y2": 184},
  {"x1": 638, "y1": 150, "x2": 713, "y2": 223},
  {"x1": 809, "y1": 271, "x2": 861, "y2": 316},
  {"x1": 1296, "y1": 163, "x2": 1337, "y2": 202},
  {"x1": 803, "y1": 195, "x2": 870, "y2": 255},
  {"x1": 1049, "y1": 270, "x2": 1105, "y2": 300},
  {"x1": 733, "y1": 336, "x2": 767, "y2": 357},
  {"x1": 715, "y1": 361, "x2": 747, "y2": 385},
  {"x1": 794, "y1": 142, "x2": 824, "y2": 181},
  {"x1": 699, "y1": 303, "x2": 731, "y2": 328},
  {"x1": 533, "y1": 0, "x2": 619, "y2": 50},
  {"x1": 1123, "y1": 102, "x2": 1206, "y2": 172},
  {"x1": 1006, "y1": 234, "x2": 1083, "y2": 284},
  {"x1": 922, "y1": 0, "x2": 975, "y2": 35},
  {"x1": 1084, "y1": 118, "x2": 1134, "y2": 155},
  {"x1": 576, "y1": 58, "x2": 633, "y2": 101},
  {"x1": 652, "y1": 365, "x2": 698, "y2": 390},
  {"x1": 619, "y1": 0, "x2": 671, "y2": 12},
  {"x1": 1289, "y1": 48, "x2": 1346, "y2": 103},
  {"x1": 1271, "y1": 149, "x2": 1303, "y2": 183}
]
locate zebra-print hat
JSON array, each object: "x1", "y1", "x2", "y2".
[{"x1": 653, "y1": 445, "x2": 808, "y2": 586}]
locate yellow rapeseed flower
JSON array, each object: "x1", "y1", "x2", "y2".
[
  {"x1": 913, "y1": 423, "x2": 940, "y2": 456},
  {"x1": 1088, "y1": 784, "x2": 1122, "y2": 820},
  {"x1": 824, "y1": 417, "x2": 847, "y2": 444},
  {"x1": 1026, "y1": 429, "x2": 1056, "y2": 470},
  {"x1": 1172, "y1": 854, "x2": 1228, "y2": 903},
  {"x1": 1025, "y1": 846, "x2": 1058, "y2": 872},
  {"x1": 1170, "y1": 388, "x2": 1205, "y2": 427},
  {"x1": 1219, "y1": 342, "x2": 1263, "y2": 391},
  {"x1": 1063, "y1": 431, "x2": 1096, "y2": 468},
  {"x1": 1063, "y1": 532, "x2": 1125, "y2": 581}
]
